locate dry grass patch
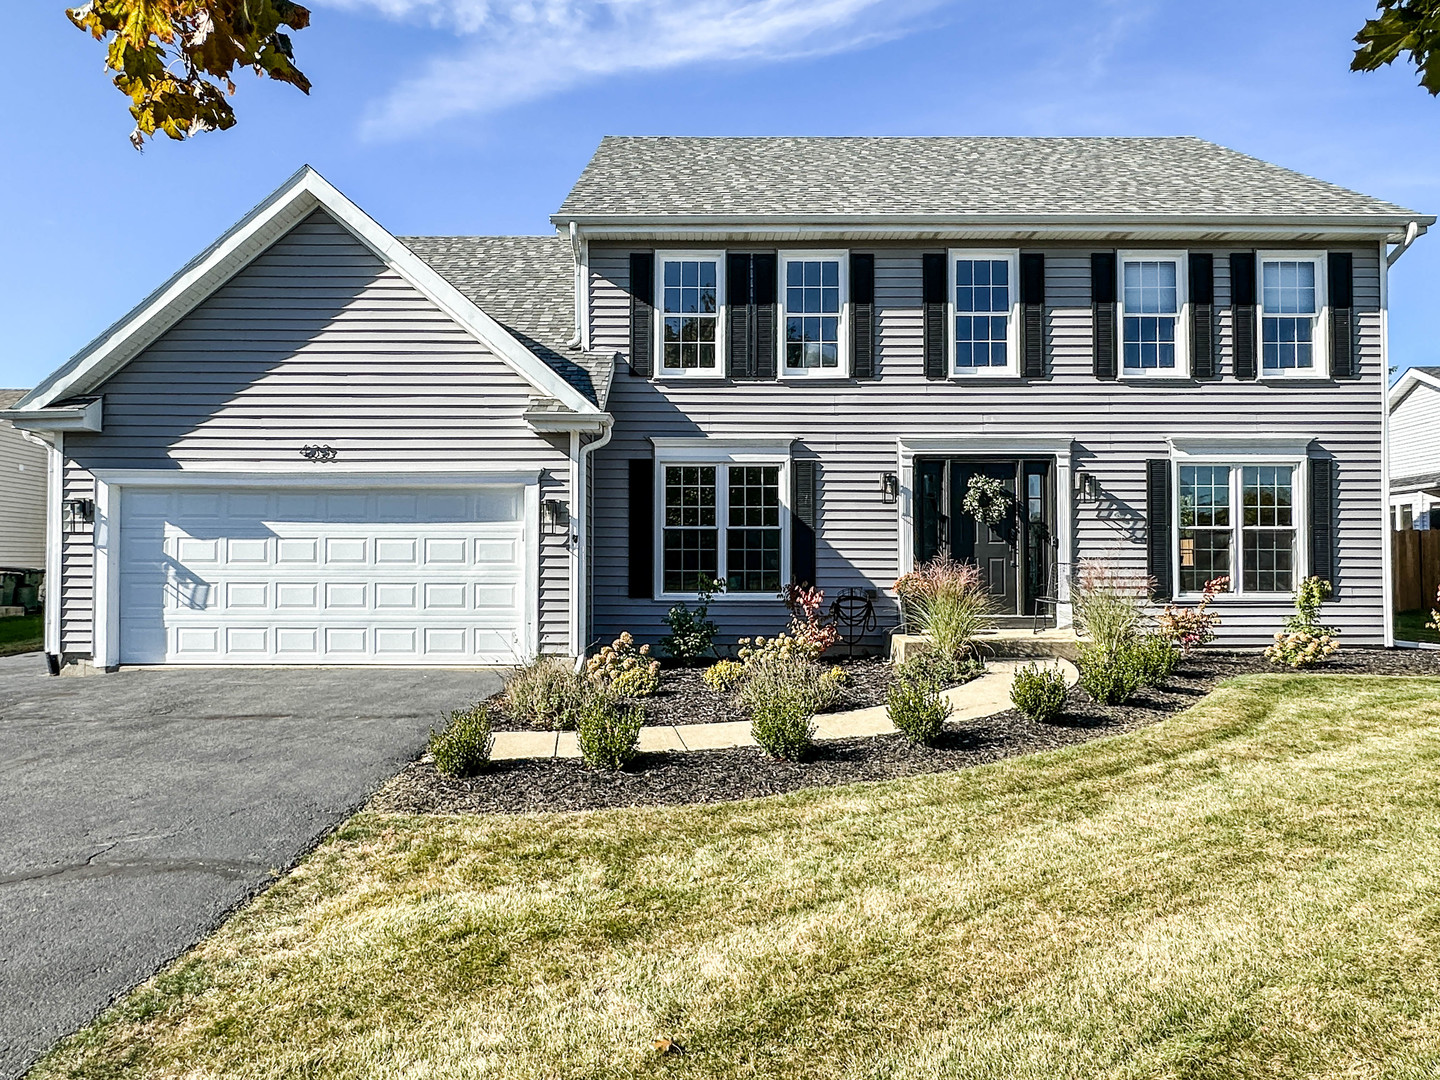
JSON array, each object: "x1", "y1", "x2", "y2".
[{"x1": 32, "y1": 675, "x2": 1440, "y2": 1080}]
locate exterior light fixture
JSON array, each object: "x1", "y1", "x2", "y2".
[
  {"x1": 880, "y1": 472, "x2": 899, "y2": 505},
  {"x1": 300, "y1": 444, "x2": 338, "y2": 463},
  {"x1": 1075, "y1": 471, "x2": 1100, "y2": 503},
  {"x1": 543, "y1": 498, "x2": 569, "y2": 534},
  {"x1": 62, "y1": 497, "x2": 95, "y2": 534}
]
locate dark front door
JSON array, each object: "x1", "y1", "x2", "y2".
[{"x1": 950, "y1": 461, "x2": 1018, "y2": 615}]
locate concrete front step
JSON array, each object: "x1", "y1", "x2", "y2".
[{"x1": 488, "y1": 657, "x2": 1080, "y2": 762}]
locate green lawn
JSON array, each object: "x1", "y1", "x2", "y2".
[
  {"x1": 0, "y1": 613, "x2": 42, "y2": 656},
  {"x1": 1396, "y1": 608, "x2": 1440, "y2": 645},
  {"x1": 33, "y1": 675, "x2": 1440, "y2": 1080}
]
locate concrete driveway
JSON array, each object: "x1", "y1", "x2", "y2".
[{"x1": 0, "y1": 652, "x2": 503, "y2": 1079}]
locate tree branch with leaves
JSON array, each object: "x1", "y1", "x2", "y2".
[
  {"x1": 1354, "y1": 0, "x2": 1440, "y2": 94},
  {"x1": 69, "y1": 0, "x2": 312, "y2": 149}
]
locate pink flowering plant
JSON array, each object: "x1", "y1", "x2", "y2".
[
  {"x1": 1155, "y1": 575, "x2": 1228, "y2": 654},
  {"x1": 780, "y1": 582, "x2": 840, "y2": 656}
]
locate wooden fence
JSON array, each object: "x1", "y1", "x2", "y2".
[{"x1": 1393, "y1": 528, "x2": 1440, "y2": 613}]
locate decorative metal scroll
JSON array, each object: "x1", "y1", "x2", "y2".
[{"x1": 829, "y1": 588, "x2": 879, "y2": 657}]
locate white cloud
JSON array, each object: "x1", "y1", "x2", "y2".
[{"x1": 315, "y1": 0, "x2": 945, "y2": 137}]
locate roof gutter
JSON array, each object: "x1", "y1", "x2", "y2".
[
  {"x1": 0, "y1": 398, "x2": 103, "y2": 432},
  {"x1": 1387, "y1": 220, "x2": 1425, "y2": 266}
]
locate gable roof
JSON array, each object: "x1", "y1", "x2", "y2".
[
  {"x1": 554, "y1": 136, "x2": 1429, "y2": 232},
  {"x1": 10, "y1": 167, "x2": 603, "y2": 422},
  {"x1": 1390, "y1": 365, "x2": 1440, "y2": 410},
  {"x1": 402, "y1": 235, "x2": 613, "y2": 408}
]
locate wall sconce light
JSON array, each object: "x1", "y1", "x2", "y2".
[
  {"x1": 880, "y1": 472, "x2": 899, "y2": 505},
  {"x1": 1075, "y1": 471, "x2": 1100, "y2": 503},
  {"x1": 543, "y1": 498, "x2": 569, "y2": 534},
  {"x1": 62, "y1": 497, "x2": 95, "y2": 534},
  {"x1": 300, "y1": 444, "x2": 337, "y2": 463}
]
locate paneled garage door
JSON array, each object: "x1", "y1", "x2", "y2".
[{"x1": 117, "y1": 486, "x2": 528, "y2": 665}]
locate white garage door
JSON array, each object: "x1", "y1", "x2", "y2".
[{"x1": 117, "y1": 486, "x2": 528, "y2": 665}]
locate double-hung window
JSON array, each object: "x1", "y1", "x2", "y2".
[
  {"x1": 781, "y1": 252, "x2": 846, "y2": 377},
  {"x1": 658, "y1": 452, "x2": 786, "y2": 596},
  {"x1": 949, "y1": 249, "x2": 1019, "y2": 376},
  {"x1": 1119, "y1": 252, "x2": 1187, "y2": 377},
  {"x1": 1259, "y1": 253, "x2": 1326, "y2": 377},
  {"x1": 1177, "y1": 461, "x2": 1300, "y2": 595},
  {"x1": 656, "y1": 252, "x2": 723, "y2": 376}
]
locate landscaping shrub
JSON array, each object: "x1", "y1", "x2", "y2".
[
  {"x1": 1429, "y1": 586, "x2": 1440, "y2": 635},
  {"x1": 749, "y1": 691, "x2": 816, "y2": 761},
  {"x1": 429, "y1": 702, "x2": 495, "y2": 778},
  {"x1": 892, "y1": 556, "x2": 994, "y2": 661},
  {"x1": 737, "y1": 631, "x2": 825, "y2": 666},
  {"x1": 1132, "y1": 633, "x2": 1180, "y2": 686},
  {"x1": 900, "y1": 647, "x2": 983, "y2": 688},
  {"x1": 735, "y1": 650, "x2": 845, "y2": 715},
  {"x1": 1072, "y1": 560, "x2": 1150, "y2": 658},
  {"x1": 701, "y1": 659, "x2": 744, "y2": 693},
  {"x1": 887, "y1": 666, "x2": 951, "y2": 746},
  {"x1": 1077, "y1": 641, "x2": 1143, "y2": 705},
  {"x1": 503, "y1": 656, "x2": 590, "y2": 730},
  {"x1": 1155, "y1": 575, "x2": 1228, "y2": 654},
  {"x1": 1264, "y1": 577, "x2": 1341, "y2": 668},
  {"x1": 584, "y1": 632, "x2": 661, "y2": 697},
  {"x1": 576, "y1": 691, "x2": 643, "y2": 771},
  {"x1": 1010, "y1": 662, "x2": 1067, "y2": 724},
  {"x1": 780, "y1": 583, "x2": 840, "y2": 656},
  {"x1": 660, "y1": 576, "x2": 720, "y2": 663}
]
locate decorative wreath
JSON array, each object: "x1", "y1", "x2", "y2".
[{"x1": 962, "y1": 474, "x2": 1016, "y2": 527}]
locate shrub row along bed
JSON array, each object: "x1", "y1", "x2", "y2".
[{"x1": 373, "y1": 648, "x2": 1440, "y2": 816}]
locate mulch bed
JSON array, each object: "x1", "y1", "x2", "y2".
[{"x1": 371, "y1": 648, "x2": 1440, "y2": 817}]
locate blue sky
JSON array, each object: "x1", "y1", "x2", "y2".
[{"x1": 2, "y1": 0, "x2": 1437, "y2": 389}]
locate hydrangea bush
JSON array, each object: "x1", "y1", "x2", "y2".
[
  {"x1": 584, "y1": 632, "x2": 661, "y2": 697},
  {"x1": 1264, "y1": 577, "x2": 1340, "y2": 668}
]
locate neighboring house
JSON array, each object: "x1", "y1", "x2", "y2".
[
  {"x1": 1389, "y1": 365, "x2": 1440, "y2": 529},
  {"x1": 0, "y1": 389, "x2": 47, "y2": 571},
  {"x1": 1, "y1": 137, "x2": 1430, "y2": 669}
]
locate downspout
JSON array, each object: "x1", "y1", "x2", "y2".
[
  {"x1": 1387, "y1": 220, "x2": 1423, "y2": 267},
  {"x1": 567, "y1": 221, "x2": 584, "y2": 349},
  {"x1": 573, "y1": 416, "x2": 614, "y2": 672}
]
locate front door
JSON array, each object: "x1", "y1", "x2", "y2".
[{"x1": 951, "y1": 462, "x2": 1018, "y2": 615}]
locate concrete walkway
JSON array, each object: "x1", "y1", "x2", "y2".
[{"x1": 491, "y1": 658, "x2": 1080, "y2": 761}]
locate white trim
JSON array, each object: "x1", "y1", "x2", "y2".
[
  {"x1": 898, "y1": 435, "x2": 1075, "y2": 456},
  {"x1": 90, "y1": 467, "x2": 543, "y2": 486},
  {"x1": 1117, "y1": 250, "x2": 1189, "y2": 379},
  {"x1": 947, "y1": 248, "x2": 1021, "y2": 378},
  {"x1": 779, "y1": 250, "x2": 850, "y2": 379},
  {"x1": 653, "y1": 250, "x2": 726, "y2": 380},
  {"x1": 524, "y1": 482, "x2": 541, "y2": 662},
  {"x1": 574, "y1": 419, "x2": 614, "y2": 659},
  {"x1": 45, "y1": 433, "x2": 62, "y2": 657},
  {"x1": 568, "y1": 429, "x2": 581, "y2": 658},
  {"x1": 1256, "y1": 250, "x2": 1330, "y2": 380},
  {"x1": 17, "y1": 167, "x2": 602, "y2": 419},
  {"x1": 1167, "y1": 435, "x2": 1315, "y2": 460},
  {"x1": 653, "y1": 454, "x2": 791, "y2": 602},
  {"x1": 1381, "y1": 239, "x2": 1396, "y2": 647},
  {"x1": 1, "y1": 398, "x2": 103, "y2": 433},
  {"x1": 1388, "y1": 365, "x2": 1440, "y2": 409},
  {"x1": 650, "y1": 437, "x2": 796, "y2": 463},
  {"x1": 93, "y1": 476, "x2": 118, "y2": 670}
]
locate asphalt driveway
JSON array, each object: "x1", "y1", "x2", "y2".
[{"x1": 0, "y1": 652, "x2": 504, "y2": 1079}]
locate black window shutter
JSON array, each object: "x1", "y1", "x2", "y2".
[
  {"x1": 628, "y1": 458, "x2": 654, "y2": 598},
  {"x1": 1020, "y1": 253, "x2": 1045, "y2": 378},
  {"x1": 850, "y1": 253, "x2": 876, "y2": 379},
  {"x1": 791, "y1": 459, "x2": 818, "y2": 587},
  {"x1": 628, "y1": 253, "x2": 654, "y2": 377},
  {"x1": 922, "y1": 253, "x2": 947, "y2": 380},
  {"x1": 726, "y1": 253, "x2": 753, "y2": 379},
  {"x1": 1310, "y1": 456, "x2": 1335, "y2": 585},
  {"x1": 1328, "y1": 252, "x2": 1355, "y2": 378},
  {"x1": 1092, "y1": 252, "x2": 1117, "y2": 380},
  {"x1": 1146, "y1": 459, "x2": 1173, "y2": 600},
  {"x1": 754, "y1": 253, "x2": 778, "y2": 379},
  {"x1": 1189, "y1": 253, "x2": 1215, "y2": 379},
  {"x1": 1230, "y1": 252, "x2": 1257, "y2": 380}
]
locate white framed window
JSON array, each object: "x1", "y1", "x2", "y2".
[
  {"x1": 781, "y1": 251, "x2": 847, "y2": 378},
  {"x1": 655, "y1": 251, "x2": 724, "y2": 377},
  {"x1": 654, "y1": 450, "x2": 789, "y2": 598},
  {"x1": 1119, "y1": 251, "x2": 1188, "y2": 378},
  {"x1": 1258, "y1": 252, "x2": 1327, "y2": 378},
  {"x1": 1175, "y1": 459, "x2": 1304, "y2": 596},
  {"x1": 948, "y1": 249, "x2": 1020, "y2": 377}
]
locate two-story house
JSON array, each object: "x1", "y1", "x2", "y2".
[{"x1": 2, "y1": 137, "x2": 1428, "y2": 670}]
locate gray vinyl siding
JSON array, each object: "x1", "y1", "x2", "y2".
[
  {"x1": 59, "y1": 458, "x2": 95, "y2": 655},
  {"x1": 0, "y1": 419, "x2": 47, "y2": 568},
  {"x1": 1390, "y1": 380, "x2": 1439, "y2": 483},
  {"x1": 589, "y1": 242, "x2": 1388, "y2": 648},
  {"x1": 61, "y1": 210, "x2": 573, "y2": 657}
]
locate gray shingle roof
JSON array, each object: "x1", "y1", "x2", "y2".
[
  {"x1": 555, "y1": 136, "x2": 1424, "y2": 221},
  {"x1": 400, "y1": 235, "x2": 614, "y2": 408},
  {"x1": 0, "y1": 390, "x2": 29, "y2": 410}
]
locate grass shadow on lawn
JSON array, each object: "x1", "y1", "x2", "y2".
[{"x1": 31, "y1": 673, "x2": 1440, "y2": 1080}]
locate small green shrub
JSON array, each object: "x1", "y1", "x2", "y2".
[
  {"x1": 1265, "y1": 577, "x2": 1341, "y2": 668},
  {"x1": 1078, "y1": 642, "x2": 1143, "y2": 705},
  {"x1": 1010, "y1": 663, "x2": 1068, "y2": 724},
  {"x1": 702, "y1": 659, "x2": 745, "y2": 692},
  {"x1": 576, "y1": 692, "x2": 643, "y2": 771},
  {"x1": 584, "y1": 632, "x2": 661, "y2": 697},
  {"x1": 735, "y1": 651, "x2": 845, "y2": 715},
  {"x1": 750, "y1": 693, "x2": 816, "y2": 761},
  {"x1": 887, "y1": 668, "x2": 951, "y2": 746},
  {"x1": 429, "y1": 702, "x2": 495, "y2": 777},
  {"x1": 900, "y1": 647, "x2": 983, "y2": 688},
  {"x1": 1132, "y1": 634, "x2": 1180, "y2": 686},
  {"x1": 503, "y1": 656, "x2": 590, "y2": 731},
  {"x1": 660, "y1": 576, "x2": 721, "y2": 663}
]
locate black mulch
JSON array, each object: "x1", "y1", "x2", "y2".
[{"x1": 372, "y1": 648, "x2": 1440, "y2": 817}]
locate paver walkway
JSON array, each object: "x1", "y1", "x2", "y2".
[{"x1": 491, "y1": 658, "x2": 1079, "y2": 761}]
